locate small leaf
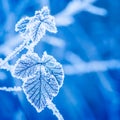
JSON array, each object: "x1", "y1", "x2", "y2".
[
  {"x1": 12, "y1": 53, "x2": 40, "y2": 79},
  {"x1": 28, "y1": 19, "x2": 46, "y2": 42},
  {"x1": 23, "y1": 69, "x2": 59, "y2": 112},
  {"x1": 15, "y1": 7, "x2": 57, "y2": 44},
  {"x1": 40, "y1": 7, "x2": 57, "y2": 33},
  {"x1": 40, "y1": 6, "x2": 50, "y2": 18},
  {"x1": 28, "y1": 7, "x2": 57, "y2": 42},
  {"x1": 43, "y1": 16, "x2": 57, "y2": 33},
  {"x1": 35, "y1": 6, "x2": 50, "y2": 20},
  {"x1": 15, "y1": 17, "x2": 30, "y2": 37}
]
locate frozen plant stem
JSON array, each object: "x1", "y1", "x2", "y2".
[
  {"x1": 47, "y1": 101, "x2": 64, "y2": 120},
  {"x1": 0, "y1": 86, "x2": 22, "y2": 92},
  {"x1": 0, "y1": 41, "x2": 26, "y2": 69}
]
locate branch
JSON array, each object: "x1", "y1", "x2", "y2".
[
  {"x1": 0, "y1": 41, "x2": 26, "y2": 69},
  {"x1": 0, "y1": 86, "x2": 22, "y2": 92},
  {"x1": 64, "y1": 60, "x2": 120, "y2": 75},
  {"x1": 55, "y1": 0, "x2": 107, "y2": 26}
]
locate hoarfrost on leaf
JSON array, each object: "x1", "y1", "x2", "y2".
[
  {"x1": 23, "y1": 69, "x2": 59, "y2": 112},
  {"x1": 28, "y1": 19, "x2": 46, "y2": 42},
  {"x1": 15, "y1": 17, "x2": 30, "y2": 38},
  {"x1": 15, "y1": 6, "x2": 57, "y2": 47},
  {"x1": 28, "y1": 6, "x2": 57, "y2": 42},
  {"x1": 12, "y1": 51, "x2": 64, "y2": 112},
  {"x1": 43, "y1": 16, "x2": 57, "y2": 33},
  {"x1": 12, "y1": 53, "x2": 40, "y2": 79},
  {"x1": 42, "y1": 52, "x2": 64, "y2": 87}
]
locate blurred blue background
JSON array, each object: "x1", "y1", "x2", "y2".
[{"x1": 0, "y1": 0, "x2": 120, "y2": 120}]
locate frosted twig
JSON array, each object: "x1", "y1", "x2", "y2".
[
  {"x1": 64, "y1": 60, "x2": 120, "y2": 75},
  {"x1": 0, "y1": 35, "x2": 22, "y2": 56},
  {"x1": 64, "y1": 51, "x2": 120, "y2": 74},
  {"x1": 85, "y1": 4, "x2": 107, "y2": 16},
  {"x1": 0, "y1": 41, "x2": 26, "y2": 69},
  {"x1": 55, "y1": 0, "x2": 107, "y2": 26},
  {"x1": 0, "y1": 86, "x2": 22, "y2": 92},
  {"x1": 47, "y1": 101, "x2": 64, "y2": 120}
]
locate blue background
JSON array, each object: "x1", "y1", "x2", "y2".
[{"x1": 0, "y1": 0, "x2": 120, "y2": 120}]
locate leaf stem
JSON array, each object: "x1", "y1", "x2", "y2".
[{"x1": 47, "y1": 101, "x2": 64, "y2": 120}]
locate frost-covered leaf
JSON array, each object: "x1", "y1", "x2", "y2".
[
  {"x1": 28, "y1": 19, "x2": 46, "y2": 42},
  {"x1": 15, "y1": 17, "x2": 30, "y2": 37},
  {"x1": 23, "y1": 69, "x2": 59, "y2": 112},
  {"x1": 12, "y1": 53, "x2": 40, "y2": 79},
  {"x1": 35, "y1": 6, "x2": 50, "y2": 20},
  {"x1": 43, "y1": 16, "x2": 57, "y2": 33},
  {"x1": 41, "y1": 52, "x2": 64, "y2": 87},
  {"x1": 36, "y1": 7, "x2": 57, "y2": 33},
  {"x1": 27, "y1": 7, "x2": 57, "y2": 42},
  {"x1": 13, "y1": 51, "x2": 64, "y2": 112},
  {"x1": 15, "y1": 7, "x2": 57, "y2": 44}
]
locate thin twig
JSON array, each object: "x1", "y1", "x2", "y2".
[
  {"x1": 0, "y1": 86, "x2": 22, "y2": 92},
  {"x1": 47, "y1": 101, "x2": 64, "y2": 120},
  {"x1": 0, "y1": 41, "x2": 26, "y2": 69}
]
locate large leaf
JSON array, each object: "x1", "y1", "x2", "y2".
[
  {"x1": 12, "y1": 53, "x2": 40, "y2": 79},
  {"x1": 12, "y1": 52, "x2": 64, "y2": 112},
  {"x1": 23, "y1": 69, "x2": 59, "y2": 112}
]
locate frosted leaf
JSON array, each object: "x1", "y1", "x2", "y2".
[
  {"x1": 22, "y1": 53, "x2": 63, "y2": 112},
  {"x1": 15, "y1": 17, "x2": 30, "y2": 37},
  {"x1": 38, "y1": 7, "x2": 57, "y2": 33},
  {"x1": 28, "y1": 19, "x2": 46, "y2": 42},
  {"x1": 28, "y1": 7, "x2": 57, "y2": 42},
  {"x1": 42, "y1": 52, "x2": 64, "y2": 87},
  {"x1": 40, "y1": 7, "x2": 57, "y2": 33},
  {"x1": 23, "y1": 69, "x2": 59, "y2": 112},
  {"x1": 15, "y1": 7, "x2": 57, "y2": 44},
  {"x1": 12, "y1": 53, "x2": 40, "y2": 79},
  {"x1": 12, "y1": 51, "x2": 64, "y2": 112},
  {"x1": 43, "y1": 16, "x2": 57, "y2": 33},
  {"x1": 35, "y1": 6, "x2": 50, "y2": 20}
]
